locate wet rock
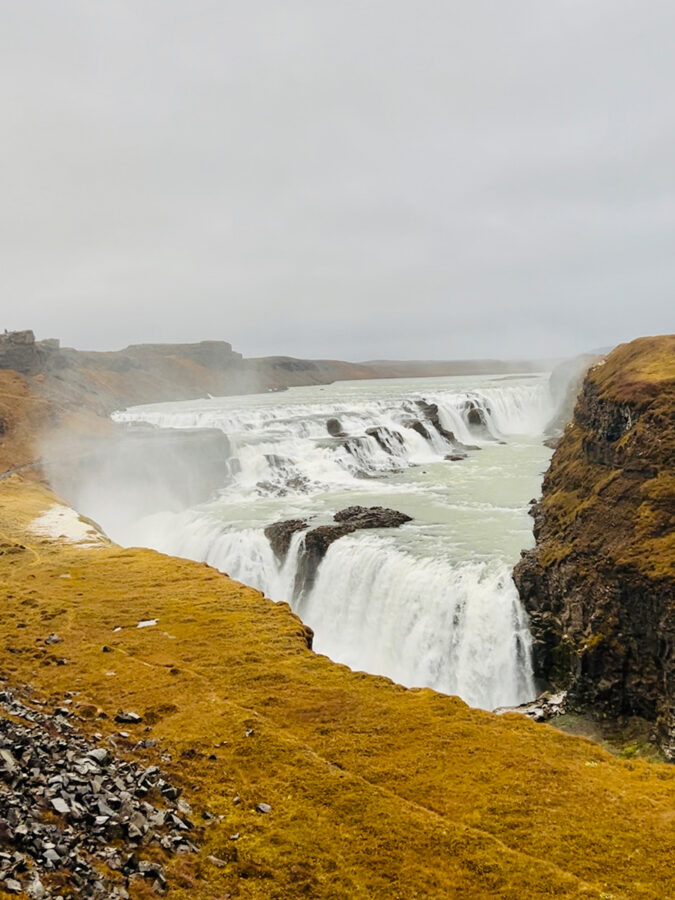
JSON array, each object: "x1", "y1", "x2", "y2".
[
  {"x1": 462, "y1": 400, "x2": 495, "y2": 441},
  {"x1": 333, "y1": 506, "x2": 412, "y2": 528},
  {"x1": 294, "y1": 506, "x2": 412, "y2": 596},
  {"x1": 495, "y1": 691, "x2": 568, "y2": 722},
  {"x1": 417, "y1": 400, "x2": 466, "y2": 446},
  {"x1": 264, "y1": 519, "x2": 308, "y2": 562},
  {"x1": 365, "y1": 426, "x2": 405, "y2": 453},
  {"x1": 326, "y1": 417, "x2": 347, "y2": 437}
]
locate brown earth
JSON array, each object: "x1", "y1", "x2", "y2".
[{"x1": 514, "y1": 335, "x2": 675, "y2": 759}]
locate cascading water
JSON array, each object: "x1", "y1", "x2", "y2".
[{"x1": 98, "y1": 374, "x2": 556, "y2": 710}]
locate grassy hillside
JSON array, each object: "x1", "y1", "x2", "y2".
[{"x1": 0, "y1": 477, "x2": 673, "y2": 899}]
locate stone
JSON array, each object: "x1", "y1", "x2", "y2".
[
  {"x1": 293, "y1": 506, "x2": 413, "y2": 596},
  {"x1": 115, "y1": 711, "x2": 143, "y2": 724},
  {"x1": 50, "y1": 797, "x2": 70, "y2": 815},
  {"x1": 0, "y1": 688, "x2": 197, "y2": 896},
  {"x1": 87, "y1": 747, "x2": 109, "y2": 764},
  {"x1": 26, "y1": 876, "x2": 45, "y2": 899},
  {"x1": 256, "y1": 802, "x2": 272, "y2": 814},
  {"x1": 326, "y1": 417, "x2": 347, "y2": 437},
  {"x1": 264, "y1": 519, "x2": 308, "y2": 562},
  {"x1": 0, "y1": 748, "x2": 18, "y2": 772}
]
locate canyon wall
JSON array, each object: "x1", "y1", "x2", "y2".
[{"x1": 514, "y1": 335, "x2": 674, "y2": 758}]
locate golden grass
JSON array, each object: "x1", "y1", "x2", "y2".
[{"x1": 1, "y1": 478, "x2": 673, "y2": 899}]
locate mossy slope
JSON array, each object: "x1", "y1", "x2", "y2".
[{"x1": 514, "y1": 335, "x2": 674, "y2": 756}]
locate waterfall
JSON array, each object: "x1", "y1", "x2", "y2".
[
  {"x1": 302, "y1": 535, "x2": 535, "y2": 709},
  {"x1": 126, "y1": 513, "x2": 536, "y2": 710},
  {"x1": 92, "y1": 374, "x2": 554, "y2": 711},
  {"x1": 111, "y1": 379, "x2": 554, "y2": 497}
]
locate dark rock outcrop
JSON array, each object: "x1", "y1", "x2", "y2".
[
  {"x1": 264, "y1": 519, "x2": 308, "y2": 562},
  {"x1": 266, "y1": 506, "x2": 413, "y2": 599},
  {"x1": 0, "y1": 331, "x2": 61, "y2": 375},
  {"x1": 416, "y1": 400, "x2": 459, "y2": 445},
  {"x1": 326, "y1": 418, "x2": 347, "y2": 437},
  {"x1": 298, "y1": 506, "x2": 412, "y2": 595},
  {"x1": 513, "y1": 336, "x2": 675, "y2": 759}
]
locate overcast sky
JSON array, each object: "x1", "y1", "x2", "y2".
[{"x1": 1, "y1": 1, "x2": 673, "y2": 360}]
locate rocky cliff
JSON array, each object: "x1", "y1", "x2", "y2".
[
  {"x1": 0, "y1": 330, "x2": 60, "y2": 374},
  {"x1": 514, "y1": 335, "x2": 675, "y2": 758}
]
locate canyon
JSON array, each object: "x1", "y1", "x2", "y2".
[{"x1": 0, "y1": 332, "x2": 673, "y2": 899}]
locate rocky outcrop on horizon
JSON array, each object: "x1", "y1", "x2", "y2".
[
  {"x1": 0, "y1": 330, "x2": 60, "y2": 375},
  {"x1": 514, "y1": 335, "x2": 675, "y2": 759}
]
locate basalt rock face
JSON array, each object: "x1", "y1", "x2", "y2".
[
  {"x1": 514, "y1": 336, "x2": 675, "y2": 758},
  {"x1": 298, "y1": 507, "x2": 412, "y2": 596},
  {"x1": 264, "y1": 519, "x2": 308, "y2": 562},
  {"x1": 266, "y1": 506, "x2": 413, "y2": 599}
]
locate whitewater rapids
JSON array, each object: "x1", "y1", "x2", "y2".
[{"x1": 104, "y1": 374, "x2": 555, "y2": 710}]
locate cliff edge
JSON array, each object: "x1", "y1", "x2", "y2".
[{"x1": 514, "y1": 335, "x2": 675, "y2": 758}]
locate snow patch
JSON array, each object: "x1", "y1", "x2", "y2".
[{"x1": 31, "y1": 505, "x2": 105, "y2": 547}]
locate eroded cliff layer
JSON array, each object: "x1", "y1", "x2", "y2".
[{"x1": 514, "y1": 335, "x2": 675, "y2": 757}]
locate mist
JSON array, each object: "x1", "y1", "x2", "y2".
[{"x1": 41, "y1": 425, "x2": 233, "y2": 542}]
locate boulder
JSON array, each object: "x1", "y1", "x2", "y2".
[{"x1": 326, "y1": 418, "x2": 347, "y2": 437}]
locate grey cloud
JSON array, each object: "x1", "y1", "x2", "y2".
[{"x1": 1, "y1": 1, "x2": 673, "y2": 359}]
